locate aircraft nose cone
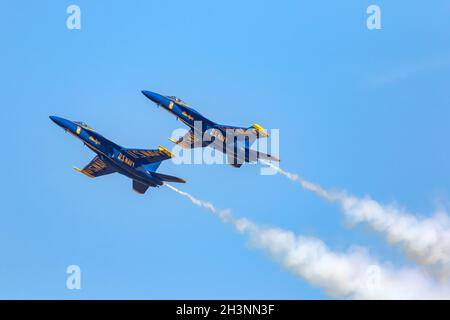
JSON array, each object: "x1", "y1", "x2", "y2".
[
  {"x1": 141, "y1": 90, "x2": 160, "y2": 104},
  {"x1": 49, "y1": 115, "x2": 62, "y2": 125}
]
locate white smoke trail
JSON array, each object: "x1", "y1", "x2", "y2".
[
  {"x1": 165, "y1": 183, "x2": 450, "y2": 299},
  {"x1": 260, "y1": 160, "x2": 450, "y2": 280}
]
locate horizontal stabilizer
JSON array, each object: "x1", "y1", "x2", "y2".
[
  {"x1": 151, "y1": 172, "x2": 186, "y2": 183},
  {"x1": 250, "y1": 123, "x2": 269, "y2": 138}
]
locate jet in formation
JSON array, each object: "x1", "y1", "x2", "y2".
[
  {"x1": 50, "y1": 116, "x2": 185, "y2": 194},
  {"x1": 141, "y1": 90, "x2": 280, "y2": 168}
]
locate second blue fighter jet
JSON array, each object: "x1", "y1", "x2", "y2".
[
  {"x1": 50, "y1": 116, "x2": 185, "y2": 194},
  {"x1": 141, "y1": 90, "x2": 280, "y2": 168}
]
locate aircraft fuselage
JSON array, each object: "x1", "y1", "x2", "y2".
[{"x1": 49, "y1": 116, "x2": 163, "y2": 187}]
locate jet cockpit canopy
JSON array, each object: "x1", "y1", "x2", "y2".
[
  {"x1": 166, "y1": 96, "x2": 192, "y2": 108},
  {"x1": 74, "y1": 121, "x2": 94, "y2": 130}
]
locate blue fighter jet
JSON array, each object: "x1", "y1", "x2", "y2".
[
  {"x1": 50, "y1": 116, "x2": 185, "y2": 194},
  {"x1": 141, "y1": 91, "x2": 280, "y2": 168}
]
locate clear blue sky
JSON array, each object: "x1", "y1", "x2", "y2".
[{"x1": 1, "y1": 0, "x2": 449, "y2": 299}]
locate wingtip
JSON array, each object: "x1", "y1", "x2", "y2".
[
  {"x1": 159, "y1": 145, "x2": 176, "y2": 158},
  {"x1": 72, "y1": 165, "x2": 94, "y2": 178},
  {"x1": 251, "y1": 123, "x2": 269, "y2": 137}
]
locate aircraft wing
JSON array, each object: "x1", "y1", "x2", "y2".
[
  {"x1": 215, "y1": 123, "x2": 269, "y2": 141},
  {"x1": 123, "y1": 146, "x2": 175, "y2": 164},
  {"x1": 73, "y1": 156, "x2": 115, "y2": 178},
  {"x1": 168, "y1": 129, "x2": 211, "y2": 149},
  {"x1": 226, "y1": 153, "x2": 243, "y2": 168}
]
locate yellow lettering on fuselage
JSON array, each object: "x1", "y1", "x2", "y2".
[
  {"x1": 118, "y1": 153, "x2": 135, "y2": 167},
  {"x1": 182, "y1": 111, "x2": 194, "y2": 121}
]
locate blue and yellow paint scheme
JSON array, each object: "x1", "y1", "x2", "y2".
[
  {"x1": 50, "y1": 116, "x2": 185, "y2": 194},
  {"x1": 141, "y1": 90, "x2": 280, "y2": 167}
]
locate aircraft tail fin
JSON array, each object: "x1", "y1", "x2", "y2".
[
  {"x1": 226, "y1": 148, "x2": 280, "y2": 168},
  {"x1": 132, "y1": 180, "x2": 150, "y2": 194},
  {"x1": 228, "y1": 162, "x2": 243, "y2": 168},
  {"x1": 227, "y1": 153, "x2": 243, "y2": 168}
]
